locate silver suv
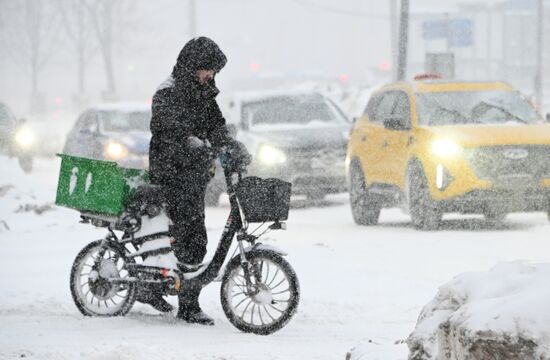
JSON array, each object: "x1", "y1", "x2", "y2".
[{"x1": 216, "y1": 91, "x2": 350, "y2": 202}]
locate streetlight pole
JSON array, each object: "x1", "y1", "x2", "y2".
[
  {"x1": 390, "y1": 0, "x2": 399, "y2": 81},
  {"x1": 535, "y1": 0, "x2": 543, "y2": 111},
  {"x1": 397, "y1": 0, "x2": 410, "y2": 81},
  {"x1": 189, "y1": 0, "x2": 197, "y2": 38}
]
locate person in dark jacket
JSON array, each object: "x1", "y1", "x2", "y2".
[{"x1": 147, "y1": 37, "x2": 241, "y2": 325}]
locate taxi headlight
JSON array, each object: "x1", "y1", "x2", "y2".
[
  {"x1": 431, "y1": 139, "x2": 462, "y2": 157},
  {"x1": 258, "y1": 144, "x2": 287, "y2": 165},
  {"x1": 14, "y1": 127, "x2": 35, "y2": 148},
  {"x1": 105, "y1": 141, "x2": 128, "y2": 160}
]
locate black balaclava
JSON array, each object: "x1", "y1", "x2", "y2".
[{"x1": 172, "y1": 37, "x2": 227, "y2": 103}]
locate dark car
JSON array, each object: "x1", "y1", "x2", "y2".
[
  {"x1": 0, "y1": 102, "x2": 16, "y2": 151},
  {"x1": 0, "y1": 102, "x2": 34, "y2": 172},
  {"x1": 217, "y1": 91, "x2": 351, "y2": 202},
  {"x1": 63, "y1": 102, "x2": 224, "y2": 204},
  {"x1": 63, "y1": 103, "x2": 152, "y2": 169}
]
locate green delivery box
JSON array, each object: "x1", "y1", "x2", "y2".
[{"x1": 55, "y1": 154, "x2": 148, "y2": 216}]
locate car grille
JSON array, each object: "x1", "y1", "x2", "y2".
[
  {"x1": 465, "y1": 145, "x2": 550, "y2": 187},
  {"x1": 286, "y1": 145, "x2": 347, "y2": 170}
]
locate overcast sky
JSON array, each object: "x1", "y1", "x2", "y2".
[{"x1": 0, "y1": 0, "x2": 542, "y2": 116}]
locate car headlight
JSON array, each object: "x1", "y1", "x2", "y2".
[
  {"x1": 14, "y1": 127, "x2": 35, "y2": 148},
  {"x1": 258, "y1": 144, "x2": 287, "y2": 165},
  {"x1": 105, "y1": 141, "x2": 128, "y2": 160},
  {"x1": 431, "y1": 139, "x2": 462, "y2": 157}
]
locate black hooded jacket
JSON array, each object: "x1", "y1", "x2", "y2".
[{"x1": 149, "y1": 37, "x2": 232, "y2": 186}]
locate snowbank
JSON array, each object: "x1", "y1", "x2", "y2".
[
  {"x1": 346, "y1": 339, "x2": 408, "y2": 360},
  {"x1": 407, "y1": 262, "x2": 550, "y2": 360},
  {"x1": 0, "y1": 156, "x2": 67, "y2": 233}
]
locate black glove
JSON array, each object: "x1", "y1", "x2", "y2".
[
  {"x1": 221, "y1": 140, "x2": 251, "y2": 172},
  {"x1": 186, "y1": 136, "x2": 212, "y2": 165}
]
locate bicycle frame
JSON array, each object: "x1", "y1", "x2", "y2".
[
  {"x1": 184, "y1": 168, "x2": 245, "y2": 287},
  {"x1": 97, "y1": 166, "x2": 256, "y2": 292}
]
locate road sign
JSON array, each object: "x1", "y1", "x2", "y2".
[
  {"x1": 448, "y1": 19, "x2": 473, "y2": 47},
  {"x1": 422, "y1": 18, "x2": 473, "y2": 47},
  {"x1": 422, "y1": 20, "x2": 447, "y2": 39}
]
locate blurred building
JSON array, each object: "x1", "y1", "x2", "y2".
[{"x1": 408, "y1": 0, "x2": 549, "y2": 108}]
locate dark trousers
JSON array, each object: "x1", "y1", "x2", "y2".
[
  {"x1": 163, "y1": 170, "x2": 210, "y2": 314},
  {"x1": 164, "y1": 172, "x2": 209, "y2": 265}
]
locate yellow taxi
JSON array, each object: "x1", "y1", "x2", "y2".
[{"x1": 346, "y1": 76, "x2": 550, "y2": 229}]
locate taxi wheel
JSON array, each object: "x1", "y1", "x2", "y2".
[
  {"x1": 349, "y1": 162, "x2": 380, "y2": 226},
  {"x1": 483, "y1": 211, "x2": 507, "y2": 225},
  {"x1": 407, "y1": 164, "x2": 442, "y2": 231}
]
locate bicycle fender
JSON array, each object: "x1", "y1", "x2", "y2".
[
  {"x1": 216, "y1": 244, "x2": 288, "y2": 282},
  {"x1": 245, "y1": 243, "x2": 288, "y2": 256}
]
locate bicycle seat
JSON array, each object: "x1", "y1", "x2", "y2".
[
  {"x1": 135, "y1": 184, "x2": 164, "y2": 202},
  {"x1": 127, "y1": 184, "x2": 165, "y2": 217}
]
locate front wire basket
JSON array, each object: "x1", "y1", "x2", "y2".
[{"x1": 236, "y1": 177, "x2": 291, "y2": 223}]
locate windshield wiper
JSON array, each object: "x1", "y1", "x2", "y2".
[
  {"x1": 433, "y1": 106, "x2": 468, "y2": 125},
  {"x1": 420, "y1": 96, "x2": 468, "y2": 125},
  {"x1": 472, "y1": 101, "x2": 528, "y2": 124}
]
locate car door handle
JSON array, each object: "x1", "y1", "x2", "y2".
[
  {"x1": 407, "y1": 136, "x2": 415, "y2": 146},
  {"x1": 361, "y1": 135, "x2": 368, "y2": 142},
  {"x1": 382, "y1": 140, "x2": 389, "y2": 148}
]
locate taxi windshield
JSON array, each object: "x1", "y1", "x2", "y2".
[{"x1": 416, "y1": 90, "x2": 542, "y2": 126}]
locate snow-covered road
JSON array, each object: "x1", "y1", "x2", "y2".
[{"x1": 1, "y1": 157, "x2": 549, "y2": 360}]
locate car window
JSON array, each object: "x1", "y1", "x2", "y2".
[
  {"x1": 74, "y1": 111, "x2": 98, "y2": 133},
  {"x1": 392, "y1": 91, "x2": 411, "y2": 128},
  {"x1": 72, "y1": 112, "x2": 86, "y2": 132},
  {"x1": 239, "y1": 105, "x2": 249, "y2": 130},
  {"x1": 0, "y1": 103, "x2": 15, "y2": 127},
  {"x1": 373, "y1": 92, "x2": 396, "y2": 124},
  {"x1": 364, "y1": 94, "x2": 382, "y2": 123},
  {"x1": 416, "y1": 90, "x2": 542, "y2": 126},
  {"x1": 99, "y1": 111, "x2": 151, "y2": 132},
  {"x1": 242, "y1": 94, "x2": 346, "y2": 129}
]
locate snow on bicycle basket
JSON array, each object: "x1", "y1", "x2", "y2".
[{"x1": 236, "y1": 176, "x2": 291, "y2": 223}]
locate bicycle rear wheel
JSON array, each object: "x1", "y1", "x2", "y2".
[{"x1": 70, "y1": 240, "x2": 136, "y2": 317}]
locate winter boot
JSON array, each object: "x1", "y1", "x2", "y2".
[
  {"x1": 147, "y1": 296, "x2": 174, "y2": 313},
  {"x1": 177, "y1": 308, "x2": 215, "y2": 326},
  {"x1": 176, "y1": 285, "x2": 214, "y2": 326},
  {"x1": 135, "y1": 286, "x2": 174, "y2": 313}
]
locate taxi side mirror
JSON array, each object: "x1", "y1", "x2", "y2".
[
  {"x1": 546, "y1": 113, "x2": 550, "y2": 123},
  {"x1": 383, "y1": 117, "x2": 408, "y2": 131}
]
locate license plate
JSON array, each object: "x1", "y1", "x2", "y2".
[{"x1": 495, "y1": 174, "x2": 534, "y2": 189}]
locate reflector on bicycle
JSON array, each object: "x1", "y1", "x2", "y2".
[{"x1": 236, "y1": 177, "x2": 291, "y2": 223}]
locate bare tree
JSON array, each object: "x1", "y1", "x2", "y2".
[
  {"x1": 0, "y1": 0, "x2": 62, "y2": 112},
  {"x1": 57, "y1": 0, "x2": 96, "y2": 100},
  {"x1": 84, "y1": 0, "x2": 136, "y2": 101}
]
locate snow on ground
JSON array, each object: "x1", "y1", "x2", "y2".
[{"x1": 1, "y1": 156, "x2": 550, "y2": 360}]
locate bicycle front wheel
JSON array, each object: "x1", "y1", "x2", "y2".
[{"x1": 220, "y1": 249, "x2": 300, "y2": 335}]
